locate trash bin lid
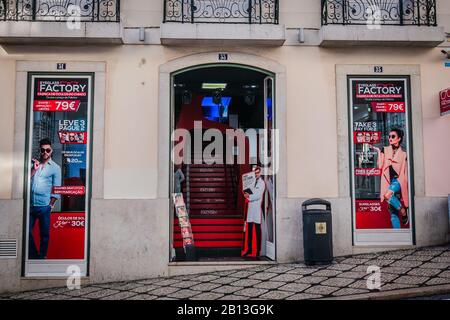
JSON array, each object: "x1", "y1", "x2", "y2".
[{"x1": 302, "y1": 198, "x2": 331, "y2": 211}]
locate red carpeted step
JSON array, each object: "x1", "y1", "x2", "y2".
[
  {"x1": 189, "y1": 209, "x2": 242, "y2": 216},
  {"x1": 189, "y1": 172, "x2": 232, "y2": 178},
  {"x1": 187, "y1": 193, "x2": 232, "y2": 198},
  {"x1": 189, "y1": 196, "x2": 235, "y2": 204},
  {"x1": 174, "y1": 240, "x2": 243, "y2": 248},
  {"x1": 186, "y1": 187, "x2": 231, "y2": 193},
  {"x1": 174, "y1": 225, "x2": 243, "y2": 232},
  {"x1": 189, "y1": 203, "x2": 235, "y2": 209},
  {"x1": 189, "y1": 177, "x2": 233, "y2": 182},
  {"x1": 174, "y1": 164, "x2": 244, "y2": 252},
  {"x1": 175, "y1": 218, "x2": 243, "y2": 225},
  {"x1": 174, "y1": 233, "x2": 243, "y2": 240},
  {"x1": 189, "y1": 168, "x2": 227, "y2": 173},
  {"x1": 189, "y1": 182, "x2": 233, "y2": 188},
  {"x1": 188, "y1": 164, "x2": 229, "y2": 168}
]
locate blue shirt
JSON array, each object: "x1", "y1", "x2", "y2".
[{"x1": 30, "y1": 159, "x2": 62, "y2": 206}]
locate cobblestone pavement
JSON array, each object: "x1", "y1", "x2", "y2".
[{"x1": 2, "y1": 245, "x2": 450, "y2": 300}]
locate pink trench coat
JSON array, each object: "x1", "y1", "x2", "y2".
[{"x1": 378, "y1": 146, "x2": 409, "y2": 208}]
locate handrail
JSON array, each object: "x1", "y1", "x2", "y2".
[
  {"x1": 321, "y1": 0, "x2": 437, "y2": 26},
  {"x1": 0, "y1": 0, "x2": 120, "y2": 22},
  {"x1": 163, "y1": 0, "x2": 279, "y2": 24}
]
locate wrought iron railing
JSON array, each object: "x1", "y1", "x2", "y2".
[
  {"x1": 163, "y1": 0, "x2": 279, "y2": 24},
  {"x1": 0, "y1": 0, "x2": 120, "y2": 22},
  {"x1": 321, "y1": 0, "x2": 437, "y2": 26}
]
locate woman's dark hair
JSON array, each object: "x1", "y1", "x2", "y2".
[
  {"x1": 390, "y1": 127, "x2": 404, "y2": 144},
  {"x1": 39, "y1": 138, "x2": 52, "y2": 146}
]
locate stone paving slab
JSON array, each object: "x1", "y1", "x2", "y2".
[
  {"x1": 218, "y1": 295, "x2": 248, "y2": 300},
  {"x1": 100, "y1": 291, "x2": 138, "y2": 300},
  {"x1": 126, "y1": 294, "x2": 158, "y2": 300},
  {"x1": 234, "y1": 288, "x2": 268, "y2": 298},
  {"x1": 259, "y1": 290, "x2": 295, "y2": 300},
  {"x1": 248, "y1": 272, "x2": 279, "y2": 280},
  {"x1": 331, "y1": 287, "x2": 370, "y2": 296},
  {"x1": 277, "y1": 283, "x2": 311, "y2": 293},
  {"x1": 2, "y1": 245, "x2": 449, "y2": 300},
  {"x1": 210, "y1": 277, "x2": 241, "y2": 285},
  {"x1": 407, "y1": 268, "x2": 442, "y2": 277},
  {"x1": 166, "y1": 289, "x2": 202, "y2": 299},
  {"x1": 295, "y1": 276, "x2": 329, "y2": 284},
  {"x1": 304, "y1": 285, "x2": 340, "y2": 296},
  {"x1": 286, "y1": 293, "x2": 322, "y2": 300},
  {"x1": 83, "y1": 289, "x2": 121, "y2": 299},
  {"x1": 190, "y1": 292, "x2": 224, "y2": 300},
  {"x1": 212, "y1": 285, "x2": 245, "y2": 294},
  {"x1": 254, "y1": 281, "x2": 286, "y2": 290},
  {"x1": 424, "y1": 277, "x2": 450, "y2": 286},
  {"x1": 270, "y1": 274, "x2": 303, "y2": 282}
]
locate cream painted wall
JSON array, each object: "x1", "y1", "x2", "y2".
[
  {"x1": 420, "y1": 51, "x2": 450, "y2": 196},
  {"x1": 437, "y1": 0, "x2": 450, "y2": 33},
  {"x1": 122, "y1": 0, "x2": 163, "y2": 27},
  {"x1": 0, "y1": 44, "x2": 448, "y2": 199},
  {"x1": 280, "y1": 0, "x2": 321, "y2": 28},
  {"x1": 0, "y1": 54, "x2": 15, "y2": 199}
]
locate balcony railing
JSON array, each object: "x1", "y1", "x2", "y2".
[
  {"x1": 321, "y1": 0, "x2": 437, "y2": 26},
  {"x1": 163, "y1": 0, "x2": 279, "y2": 24},
  {"x1": 0, "y1": 0, "x2": 120, "y2": 22}
]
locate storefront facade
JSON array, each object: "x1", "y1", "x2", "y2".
[{"x1": 0, "y1": 0, "x2": 449, "y2": 293}]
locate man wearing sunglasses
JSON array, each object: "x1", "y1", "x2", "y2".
[{"x1": 29, "y1": 138, "x2": 61, "y2": 259}]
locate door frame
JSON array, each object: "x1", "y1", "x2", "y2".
[
  {"x1": 336, "y1": 64, "x2": 424, "y2": 247},
  {"x1": 159, "y1": 53, "x2": 287, "y2": 262}
]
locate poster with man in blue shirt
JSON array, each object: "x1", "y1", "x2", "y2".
[{"x1": 29, "y1": 138, "x2": 62, "y2": 259}]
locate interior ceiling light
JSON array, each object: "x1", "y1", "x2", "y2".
[
  {"x1": 243, "y1": 84, "x2": 259, "y2": 89},
  {"x1": 202, "y1": 83, "x2": 227, "y2": 90}
]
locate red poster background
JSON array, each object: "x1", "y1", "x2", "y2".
[
  {"x1": 371, "y1": 101, "x2": 406, "y2": 113},
  {"x1": 355, "y1": 200, "x2": 409, "y2": 229},
  {"x1": 33, "y1": 100, "x2": 81, "y2": 112},
  {"x1": 53, "y1": 186, "x2": 86, "y2": 196},
  {"x1": 32, "y1": 212, "x2": 85, "y2": 259}
]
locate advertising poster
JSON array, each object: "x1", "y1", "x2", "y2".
[
  {"x1": 440, "y1": 87, "x2": 450, "y2": 116},
  {"x1": 242, "y1": 171, "x2": 256, "y2": 194},
  {"x1": 172, "y1": 193, "x2": 195, "y2": 247},
  {"x1": 349, "y1": 78, "x2": 412, "y2": 233},
  {"x1": 25, "y1": 74, "x2": 92, "y2": 275}
]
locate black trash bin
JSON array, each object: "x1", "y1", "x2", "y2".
[{"x1": 302, "y1": 198, "x2": 333, "y2": 265}]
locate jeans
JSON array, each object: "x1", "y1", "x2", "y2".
[
  {"x1": 29, "y1": 205, "x2": 51, "y2": 259},
  {"x1": 387, "y1": 178, "x2": 402, "y2": 229}
]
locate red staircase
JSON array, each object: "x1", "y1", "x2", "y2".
[{"x1": 174, "y1": 163, "x2": 244, "y2": 257}]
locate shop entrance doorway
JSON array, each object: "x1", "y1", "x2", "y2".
[{"x1": 171, "y1": 65, "x2": 276, "y2": 261}]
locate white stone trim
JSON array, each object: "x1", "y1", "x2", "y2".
[
  {"x1": 336, "y1": 64, "x2": 424, "y2": 246},
  {"x1": 13, "y1": 61, "x2": 106, "y2": 200}
]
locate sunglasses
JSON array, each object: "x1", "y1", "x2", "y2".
[
  {"x1": 389, "y1": 135, "x2": 397, "y2": 139},
  {"x1": 40, "y1": 148, "x2": 52, "y2": 153}
]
